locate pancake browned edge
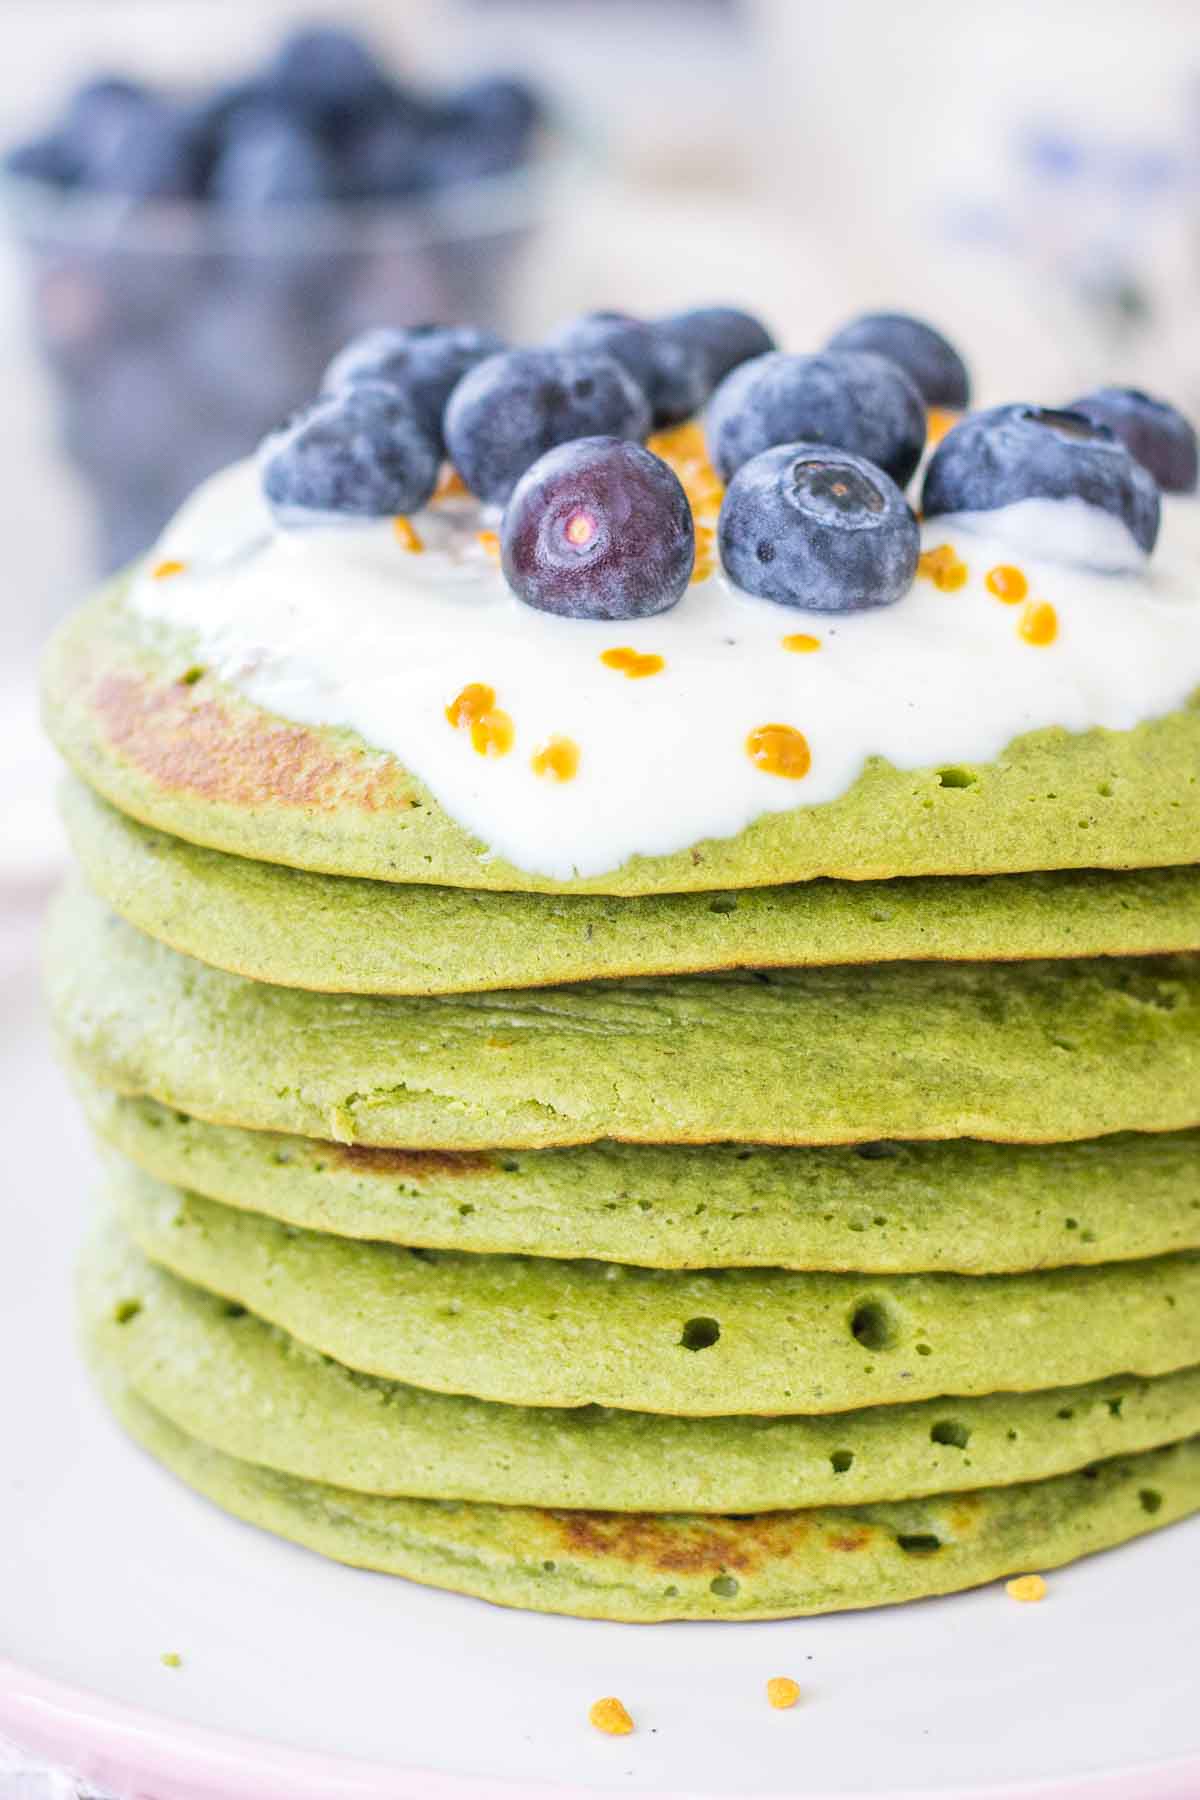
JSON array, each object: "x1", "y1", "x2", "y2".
[{"x1": 94, "y1": 1363, "x2": 1200, "y2": 1623}]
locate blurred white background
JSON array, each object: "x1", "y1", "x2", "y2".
[{"x1": 3, "y1": 0, "x2": 1200, "y2": 882}]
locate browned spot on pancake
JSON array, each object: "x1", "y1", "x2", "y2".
[
  {"x1": 825, "y1": 1529, "x2": 873, "y2": 1553},
  {"x1": 326, "y1": 1144, "x2": 496, "y2": 1178},
  {"x1": 547, "y1": 1510, "x2": 809, "y2": 1575},
  {"x1": 92, "y1": 671, "x2": 415, "y2": 815}
]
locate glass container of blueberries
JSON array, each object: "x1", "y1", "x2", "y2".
[{"x1": 1, "y1": 24, "x2": 554, "y2": 571}]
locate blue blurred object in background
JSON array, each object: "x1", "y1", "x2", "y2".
[{"x1": 1, "y1": 19, "x2": 551, "y2": 570}]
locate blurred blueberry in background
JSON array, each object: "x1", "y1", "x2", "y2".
[{"x1": 1, "y1": 21, "x2": 548, "y2": 568}]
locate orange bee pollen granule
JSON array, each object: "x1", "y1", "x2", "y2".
[
  {"x1": 746, "y1": 723, "x2": 811, "y2": 779},
  {"x1": 589, "y1": 1697, "x2": 634, "y2": 1736},
  {"x1": 917, "y1": 544, "x2": 969, "y2": 591},
  {"x1": 445, "y1": 682, "x2": 496, "y2": 729},
  {"x1": 1018, "y1": 601, "x2": 1058, "y2": 647},
  {"x1": 433, "y1": 463, "x2": 469, "y2": 501},
  {"x1": 985, "y1": 564, "x2": 1028, "y2": 604},
  {"x1": 470, "y1": 709, "x2": 514, "y2": 757},
  {"x1": 925, "y1": 407, "x2": 959, "y2": 447},
  {"x1": 393, "y1": 516, "x2": 424, "y2": 552},
  {"x1": 782, "y1": 633, "x2": 821, "y2": 653},
  {"x1": 152, "y1": 558, "x2": 186, "y2": 580},
  {"x1": 531, "y1": 736, "x2": 580, "y2": 782},
  {"x1": 600, "y1": 647, "x2": 665, "y2": 679}
]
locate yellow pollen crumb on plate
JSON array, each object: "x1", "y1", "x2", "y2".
[
  {"x1": 782, "y1": 633, "x2": 821, "y2": 653},
  {"x1": 766, "y1": 1676, "x2": 802, "y2": 1709},
  {"x1": 589, "y1": 1697, "x2": 634, "y2": 1736},
  {"x1": 1006, "y1": 1574, "x2": 1049, "y2": 1603},
  {"x1": 392, "y1": 517, "x2": 423, "y2": 553},
  {"x1": 152, "y1": 559, "x2": 186, "y2": 580}
]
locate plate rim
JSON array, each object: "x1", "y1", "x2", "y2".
[{"x1": 4, "y1": 1657, "x2": 1200, "y2": 1800}]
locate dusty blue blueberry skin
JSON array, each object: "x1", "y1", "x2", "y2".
[
  {"x1": 825, "y1": 311, "x2": 970, "y2": 409},
  {"x1": 259, "y1": 382, "x2": 440, "y2": 521},
  {"x1": 449, "y1": 76, "x2": 541, "y2": 142},
  {"x1": 445, "y1": 349, "x2": 652, "y2": 505},
  {"x1": 1067, "y1": 387, "x2": 1198, "y2": 494},
  {"x1": 338, "y1": 110, "x2": 428, "y2": 200},
  {"x1": 706, "y1": 350, "x2": 926, "y2": 489},
  {"x1": 74, "y1": 97, "x2": 201, "y2": 200},
  {"x1": 410, "y1": 78, "x2": 541, "y2": 189},
  {"x1": 922, "y1": 404, "x2": 1162, "y2": 554},
  {"x1": 323, "y1": 325, "x2": 505, "y2": 452},
  {"x1": 501, "y1": 436, "x2": 694, "y2": 619},
  {"x1": 718, "y1": 443, "x2": 920, "y2": 612},
  {"x1": 659, "y1": 306, "x2": 776, "y2": 388},
  {"x1": 546, "y1": 311, "x2": 706, "y2": 428},
  {"x1": 4, "y1": 134, "x2": 81, "y2": 185},
  {"x1": 61, "y1": 78, "x2": 152, "y2": 173},
  {"x1": 209, "y1": 114, "x2": 338, "y2": 209},
  {"x1": 265, "y1": 27, "x2": 391, "y2": 131}
]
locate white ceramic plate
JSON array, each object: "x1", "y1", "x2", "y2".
[{"x1": 3, "y1": 919, "x2": 1199, "y2": 1800}]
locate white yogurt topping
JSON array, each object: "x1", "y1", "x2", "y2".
[
  {"x1": 132, "y1": 460, "x2": 1200, "y2": 880},
  {"x1": 942, "y1": 496, "x2": 1151, "y2": 573}
]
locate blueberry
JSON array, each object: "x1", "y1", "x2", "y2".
[
  {"x1": 1067, "y1": 387, "x2": 1197, "y2": 493},
  {"x1": 4, "y1": 133, "x2": 80, "y2": 186},
  {"x1": 75, "y1": 97, "x2": 201, "y2": 200},
  {"x1": 718, "y1": 443, "x2": 919, "y2": 611},
  {"x1": 502, "y1": 436, "x2": 693, "y2": 619},
  {"x1": 420, "y1": 76, "x2": 541, "y2": 184},
  {"x1": 444, "y1": 348, "x2": 651, "y2": 505},
  {"x1": 657, "y1": 306, "x2": 776, "y2": 388},
  {"x1": 645, "y1": 326, "x2": 711, "y2": 425},
  {"x1": 825, "y1": 312, "x2": 970, "y2": 409},
  {"x1": 265, "y1": 27, "x2": 390, "y2": 131},
  {"x1": 61, "y1": 76, "x2": 149, "y2": 167},
  {"x1": 259, "y1": 382, "x2": 439, "y2": 521},
  {"x1": 339, "y1": 108, "x2": 428, "y2": 201},
  {"x1": 447, "y1": 75, "x2": 542, "y2": 143},
  {"x1": 209, "y1": 114, "x2": 338, "y2": 208},
  {"x1": 922, "y1": 404, "x2": 1161, "y2": 556},
  {"x1": 546, "y1": 311, "x2": 704, "y2": 427},
  {"x1": 323, "y1": 324, "x2": 504, "y2": 453},
  {"x1": 706, "y1": 350, "x2": 926, "y2": 488}
]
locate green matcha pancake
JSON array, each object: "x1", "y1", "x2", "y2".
[
  {"x1": 49, "y1": 884, "x2": 1200, "y2": 1149},
  {"x1": 89, "y1": 1366, "x2": 1200, "y2": 1620},
  {"x1": 63, "y1": 779, "x2": 1200, "y2": 995},
  {"x1": 109, "y1": 1163, "x2": 1200, "y2": 1416},
  {"x1": 81, "y1": 1082, "x2": 1200, "y2": 1275},
  {"x1": 84, "y1": 1226, "x2": 1200, "y2": 1513},
  {"x1": 43, "y1": 586, "x2": 1200, "y2": 895}
]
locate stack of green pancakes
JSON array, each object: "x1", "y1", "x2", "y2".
[{"x1": 42, "y1": 576, "x2": 1200, "y2": 1623}]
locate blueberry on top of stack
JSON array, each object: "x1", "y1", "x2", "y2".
[{"x1": 260, "y1": 303, "x2": 1195, "y2": 622}]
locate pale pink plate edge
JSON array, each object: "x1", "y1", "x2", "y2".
[{"x1": 4, "y1": 1657, "x2": 1200, "y2": 1800}]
